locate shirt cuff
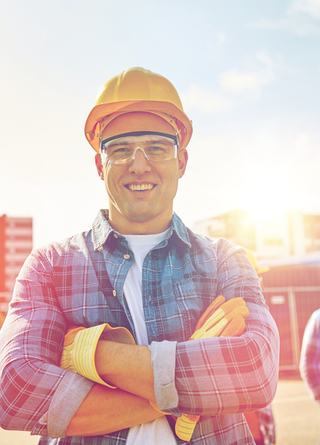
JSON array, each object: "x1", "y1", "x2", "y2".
[
  {"x1": 148, "y1": 340, "x2": 180, "y2": 414},
  {"x1": 37, "y1": 372, "x2": 94, "y2": 438}
]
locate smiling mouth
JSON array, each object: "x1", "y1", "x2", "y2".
[{"x1": 126, "y1": 184, "x2": 156, "y2": 191}]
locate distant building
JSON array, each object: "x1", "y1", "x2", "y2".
[
  {"x1": 193, "y1": 210, "x2": 320, "y2": 266},
  {"x1": 0, "y1": 215, "x2": 33, "y2": 313}
]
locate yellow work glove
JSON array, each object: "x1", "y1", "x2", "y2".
[
  {"x1": 175, "y1": 296, "x2": 249, "y2": 442},
  {"x1": 60, "y1": 323, "x2": 135, "y2": 388},
  {"x1": 190, "y1": 296, "x2": 248, "y2": 340},
  {"x1": 0, "y1": 311, "x2": 6, "y2": 328}
]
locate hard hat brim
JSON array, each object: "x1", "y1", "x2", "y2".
[{"x1": 85, "y1": 100, "x2": 193, "y2": 153}]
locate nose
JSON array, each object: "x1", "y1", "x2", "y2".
[{"x1": 128, "y1": 147, "x2": 152, "y2": 174}]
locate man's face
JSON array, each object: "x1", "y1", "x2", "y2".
[{"x1": 95, "y1": 113, "x2": 188, "y2": 234}]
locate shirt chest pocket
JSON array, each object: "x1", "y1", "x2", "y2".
[
  {"x1": 172, "y1": 276, "x2": 217, "y2": 342},
  {"x1": 58, "y1": 285, "x2": 129, "y2": 329}
]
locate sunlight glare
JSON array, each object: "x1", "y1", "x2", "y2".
[{"x1": 239, "y1": 169, "x2": 291, "y2": 224}]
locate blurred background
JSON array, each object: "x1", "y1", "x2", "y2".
[{"x1": 1, "y1": 0, "x2": 320, "y2": 443}]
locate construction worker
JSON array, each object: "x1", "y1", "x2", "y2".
[{"x1": 0, "y1": 68, "x2": 279, "y2": 444}]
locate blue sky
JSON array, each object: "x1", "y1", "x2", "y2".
[{"x1": 1, "y1": 0, "x2": 320, "y2": 247}]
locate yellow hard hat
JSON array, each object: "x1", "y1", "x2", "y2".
[
  {"x1": 85, "y1": 67, "x2": 193, "y2": 153},
  {"x1": 246, "y1": 250, "x2": 270, "y2": 274}
]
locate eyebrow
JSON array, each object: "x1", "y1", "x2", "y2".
[
  {"x1": 105, "y1": 140, "x2": 131, "y2": 149},
  {"x1": 104, "y1": 137, "x2": 174, "y2": 150}
]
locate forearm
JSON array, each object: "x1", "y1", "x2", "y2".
[
  {"x1": 95, "y1": 340, "x2": 156, "y2": 402},
  {"x1": 66, "y1": 384, "x2": 163, "y2": 436},
  {"x1": 0, "y1": 249, "x2": 70, "y2": 434}
]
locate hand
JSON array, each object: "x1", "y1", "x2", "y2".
[{"x1": 190, "y1": 296, "x2": 249, "y2": 340}]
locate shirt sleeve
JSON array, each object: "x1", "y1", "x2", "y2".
[
  {"x1": 299, "y1": 309, "x2": 320, "y2": 403},
  {"x1": 0, "y1": 248, "x2": 94, "y2": 437},
  {"x1": 151, "y1": 243, "x2": 280, "y2": 417}
]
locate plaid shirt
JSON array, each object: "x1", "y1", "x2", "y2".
[
  {"x1": 300, "y1": 308, "x2": 320, "y2": 403},
  {"x1": 0, "y1": 210, "x2": 279, "y2": 445}
]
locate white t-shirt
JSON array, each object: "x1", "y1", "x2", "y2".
[{"x1": 123, "y1": 230, "x2": 176, "y2": 445}]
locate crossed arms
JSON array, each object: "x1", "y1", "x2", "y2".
[
  {"x1": 65, "y1": 296, "x2": 250, "y2": 439},
  {"x1": 66, "y1": 341, "x2": 162, "y2": 436},
  {"x1": 0, "y1": 244, "x2": 280, "y2": 439}
]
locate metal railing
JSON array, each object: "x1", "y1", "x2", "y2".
[{"x1": 264, "y1": 286, "x2": 320, "y2": 370}]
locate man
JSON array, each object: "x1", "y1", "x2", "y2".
[{"x1": 0, "y1": 67, "x2": 279, "y2": 444}]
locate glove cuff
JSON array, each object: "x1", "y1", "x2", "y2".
[{"x1": 72, "y1": 324, "x2": 117, "y2": 389}]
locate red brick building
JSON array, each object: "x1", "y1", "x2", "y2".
[{"x1": 0, "y1": 215, "x2": 33, "y2": 316}]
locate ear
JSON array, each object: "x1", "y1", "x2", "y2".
[
  {"x1": 95, "y1": 153, "x2": 104, "y2": 180},
  {"x1": 178, "y1": 150, "x2": 188, "y2": 179}
]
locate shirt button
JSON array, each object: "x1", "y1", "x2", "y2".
[
  {"x1": 112, "y1": 290, "x2": 117, "y2": 297},
  {"x1": 113, "y1": 233, "x2": 118, "y2": 239},
  {"x1": 148, "y1": 295, "x2": 152, "y2": 301},
  {"x1": 124, "y1": 254, "x2": 130, "y2": 260}
]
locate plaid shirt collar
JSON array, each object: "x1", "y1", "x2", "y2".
[{"x1": 91, "y1": 209, "x2": 192, "y2": 251}]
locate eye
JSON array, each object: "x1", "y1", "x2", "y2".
[
  {"x1": 111, "y1": 147, "x2": 131, "y2": 155},
  {"x1": 148, "y1": 145, "x2": 167, "y2": 153}
]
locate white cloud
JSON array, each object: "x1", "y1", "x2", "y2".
[
  {"x1": 219, "y1": 51, "x2": 278, "y2": 93},
  {"x1": 181, "y1": 51, "x2": 280, "y2": 113},
  {"x1": 249, "y1": 1, "x2": 320, "y2": 35},
  {"x1": 219, "y1": 70, "x2": 261, "y2": 93},
  {"x1": 290, "y1": 0, "x2": 320, "y2": 20},
  {"x1": 180, "y1": 84, "x2": 232, "y2": 113},
  {"x1": 248, "y1": 17, "x2": 292, "y2": 30}
]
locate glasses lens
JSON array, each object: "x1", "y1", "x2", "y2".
[
  {"x1": 102, "y1": 135, "x2": 177, "y2": 165},
  {"x1": 144, "y1": 139, "x2": 176, "y2": 161}
]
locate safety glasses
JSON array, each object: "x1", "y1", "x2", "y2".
[{"x1": 100, "y1": 132, "x2": 178, "y2": 165}]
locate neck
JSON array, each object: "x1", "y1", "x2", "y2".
[{"x1": 108, "y1": 210, "x2": 172, "y2": 235}]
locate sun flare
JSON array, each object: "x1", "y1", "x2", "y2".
[{"x1": 238, "y1": 169, "x2": 294, "y2": 223}]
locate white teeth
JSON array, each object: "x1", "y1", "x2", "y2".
[{"x1": 129, "y1": 184, "x2": 154, "y2": 191}]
